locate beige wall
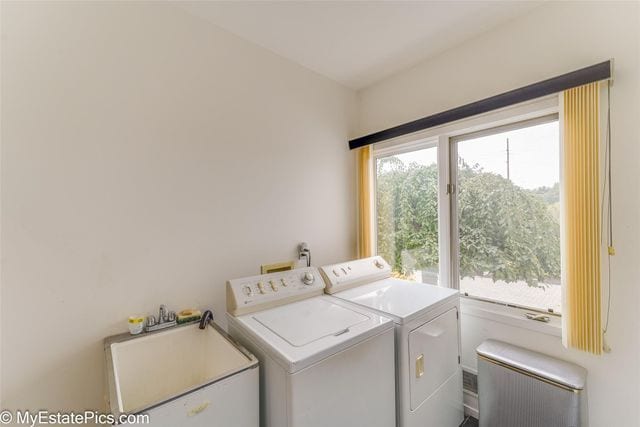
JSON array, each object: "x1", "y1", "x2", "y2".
[
  {"x1": 0, "y1": 1, "x2": 356, "y2": 412},
  {"x1": 357, "y1": 1, "x2": 639, "y2": 425}
]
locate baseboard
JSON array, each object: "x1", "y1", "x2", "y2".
[{"x1": 463, "y1": 389, "x2": 479, "y2": 419}]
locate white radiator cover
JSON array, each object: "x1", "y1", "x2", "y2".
[{"x1": 477, "y1": 340, "x2": 587, "y2": 427}]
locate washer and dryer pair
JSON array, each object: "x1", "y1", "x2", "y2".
[{"x1": 225, "y1": 256, "x2": 463, "y2": 427}]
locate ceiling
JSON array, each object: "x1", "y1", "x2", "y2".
[{"x1": 175, "y1": 1, "x2": 542, "y2": 90}]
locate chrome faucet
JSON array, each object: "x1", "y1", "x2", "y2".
[
  {"x1": 199, "y1": 310, "x2": 214, "y2": 329},
  {"x1": 145, "y1": 304, "x2": 177, "y2": 332}
]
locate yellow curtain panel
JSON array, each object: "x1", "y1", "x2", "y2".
[
  {"x1": 562, "y1": 82, "x2": 602, "y2": 355},
  {"x1": 357, "y1": 145, "x2": 373, "y2": 258}
]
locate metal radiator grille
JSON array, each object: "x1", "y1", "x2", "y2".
[
  {"x1": 463, "y1": 370, "x2": 478, "y2": 394},
  {"x1": 479, "y1": 358, "x2": 582, "y2": 427},
  {"x1": 477, "y1": 340, "x2": 587, "y2": 427}
]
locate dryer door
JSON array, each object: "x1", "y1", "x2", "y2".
[{"x1": 408, "y1": 307, "x2": 459, "y2": 410}]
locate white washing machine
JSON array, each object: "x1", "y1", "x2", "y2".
[
  {"x1": 321, "y1": 256, "x2": 464, "y2": 427},
  {"x1": 226, "y1": 266, "x2": 396, "y2": 427}
]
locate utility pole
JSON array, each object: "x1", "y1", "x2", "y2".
[{"x1": 506, "y1": 138, "x2": 510, "y2": 180}]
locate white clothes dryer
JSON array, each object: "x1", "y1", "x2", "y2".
[{"x1": 321, "y1": 256, "x2": 464, "y2": 427}]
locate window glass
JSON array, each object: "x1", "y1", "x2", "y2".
[
  {"x1": 376, "y1": 146, "x2": 439, "y2": 284},
  {"x1": 456, "y1": 120, "x2": 561, "y2": 312}
]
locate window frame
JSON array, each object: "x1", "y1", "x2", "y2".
[
  {"x1": 449, "y1": 113, "x2": 561, "y2": 314},
  {"x1": 370, "y1": 95, "x2": 562, "y2": 334},
  {"x1": 372, "y1": 136, "x2": 448, "y2": 285}
]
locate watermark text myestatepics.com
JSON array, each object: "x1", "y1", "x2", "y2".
[{"x1": 0, "y1": 410, "x2": 149, "y2": 426}]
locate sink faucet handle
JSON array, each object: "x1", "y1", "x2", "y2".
[
  {"x1": 167, "y1": 311, "x2": 176, "y2": 322},
  {"x1": 146, "y1": 315, "x2": 157, "y2": 327}
]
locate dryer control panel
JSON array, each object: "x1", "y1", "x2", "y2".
[
  {"x1": 320, "y1": 256, "x2": 392, "y2": 294},
  {"x1": 227, "y1": 267, "x2": 325, "y2": 316}
]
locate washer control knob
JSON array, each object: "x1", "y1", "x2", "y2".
[
  {"x1": 302, "y1": 272, "x2": 315, "y2": 285},
  {"x1": 269, "y1": 280, "x2": 278, "y2": 292},
  {"x1": 374, "y1": 259, "x2": 385, "y2": 269},
  {"x1": 243, "y1": 285, "x2": 253, "y2": 296},
  {"x1": 257, "y1": 281, "x2": 266, "y2": 294}
]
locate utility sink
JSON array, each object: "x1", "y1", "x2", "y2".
[{"x1": 105, "y1": 322, "x2": 258, "y2": 426}]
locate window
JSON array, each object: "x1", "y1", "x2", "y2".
[
  {"x1": 375, "y1": 145, "x2": 439, "y2": 284},
  {"x1": 372, "y1": 100, "x2": 562, "y2": 319},
  {"x1": 451, "y1": 116, "x2": 561, "y2": 313}
]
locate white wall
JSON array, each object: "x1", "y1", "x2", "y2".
[
  {"x1": 0, "y1": 1, "x2": 356, "y2": 413},
  {"x1": 357, "y1": 2, "x2": 639, "y2": 425}
]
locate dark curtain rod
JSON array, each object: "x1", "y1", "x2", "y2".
[{"x1": 349, "y1": 60, "x2": 612, "y2": 150}]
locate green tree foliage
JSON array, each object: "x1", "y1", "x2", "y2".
[
  {"x1": 376, "y1": 159, "x2": 560, "y2": 286},
  {"x1": 377, "y1": 158, "x2": 439, "y2": 275}
]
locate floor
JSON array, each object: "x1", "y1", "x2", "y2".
[{"x1": 460, "y1": 416, "x2": 479, "y2": 427}]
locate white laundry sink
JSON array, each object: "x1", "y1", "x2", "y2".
[{"x1": 105, "y1": 322, "x2": 258, "y2": 426}]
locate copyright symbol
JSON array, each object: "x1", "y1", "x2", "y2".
[{"x1": 0, "y1": 411, "x2": 12, "y2": 424}]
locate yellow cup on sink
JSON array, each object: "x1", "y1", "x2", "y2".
[{"x1": 128, "y1": 315, "x2": 145, "y2": 335}]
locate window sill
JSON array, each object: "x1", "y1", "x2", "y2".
[{"x1": 460, "y1": 296, "x2": 562, "y2": 337}]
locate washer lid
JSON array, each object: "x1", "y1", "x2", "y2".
[
  {"x1": 334, "y1": 278, "x2": 459, "y2": 324},
  {"x1": 228, "y1": 296, "x2": 393, "y2": 373},
  {"x1": 253, "y1": 298, "x2": 369, "y2": 346}
]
